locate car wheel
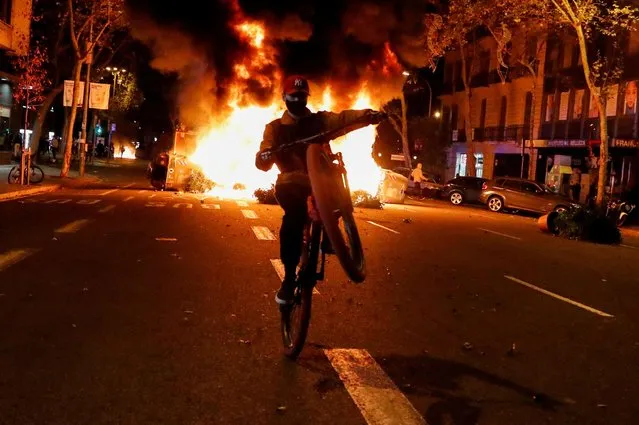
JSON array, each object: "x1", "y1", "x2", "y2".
[
  {"x1": 449, "y1": 191, "x2": 463, "y2": 205},
  {"x1": 487, "y1": 196, "x2": 504, "y2": 212}
]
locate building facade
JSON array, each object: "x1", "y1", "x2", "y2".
[
  {"x1": 0, "y1": 0, "x2": 32, "y2": 151},
  {"x1": 439, "y1": 28, "x2": 639, "y2": 200}
]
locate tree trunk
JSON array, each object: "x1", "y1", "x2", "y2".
[
  {"x1": 459, "y1": 41, "x2": 476, "y2": 177},
  {"x1": 596, "y1": 102, "x2": 609, "y2": 207},
  {"x1": 31, "y1": 83, "x2": 64, "y2": 154},
  {"x1": 60, "y1": 60, "x2": 83, "y2": 177},
  {"x1": 400, "y1": 94, "x2": 411, "y2": 168},
  {"x1": 575, "y1": 24, "x2": 608, "y2": 208}
]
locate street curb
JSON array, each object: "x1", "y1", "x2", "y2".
[{"x1": 0, "y1": 184, "x2": 60, "y2": 202}]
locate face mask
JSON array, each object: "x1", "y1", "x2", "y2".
[{"x1": 284, "y1": 93, "x2": 308, "y2": 116}]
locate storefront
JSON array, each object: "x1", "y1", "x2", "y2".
[{"x1": 447, "y1": 141, "x2": 529, "y2": 181}]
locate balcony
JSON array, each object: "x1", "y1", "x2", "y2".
[{"x1": 473, "y1": 125, "x2": 530, "y2": 142}]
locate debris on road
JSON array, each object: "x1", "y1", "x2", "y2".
[
  {"x1": 507, "y1": 343, "x2": 517, "y2": 357},
  {"x1": 239, "y1": 339, "x2": 251, "y2": 345},
  {"x1": 155, "y1": 237, "x2": 177, "y2": 242},
  {"x1": 403, "y1": 218, "x2": 412, "y2": 224},
  {"x1": 597, "y1": 403, "x2": 607, "y2": 408},
  {"x1": 463, "y1": 342, "x2": 473, "y2": 351},
  {"x1": 276, "y1": 405, "x2": 287, "y2": 413}
]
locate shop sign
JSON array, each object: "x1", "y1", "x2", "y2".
[
  {"x1": 547, "y1": 139, "x2": 587, "y2": 147},
  {"x1": 612, "y1": 139, "x2": 639, "y2": 148}
]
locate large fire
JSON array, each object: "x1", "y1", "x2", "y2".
[{"x1": 189, "y1": 14, "x2": 395, "y2": 199}]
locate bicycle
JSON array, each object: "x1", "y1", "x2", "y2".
[
  {"x1": 8, "y1": 161, "x2": 45, "y2": 184},
  {"x1": 265, "y1": 115, "x2": 381, "y2": 359}
]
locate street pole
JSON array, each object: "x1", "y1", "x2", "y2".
[
  {"x1": 79, "y1": 18, "x2": 93, "y2": 177},
  {"x1": 23, "y1": 88, "x2": 29, "y2": 151},
  {"x1": 424, "y1": 80, "x2": 432, "y2": 118}
]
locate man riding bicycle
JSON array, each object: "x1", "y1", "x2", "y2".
[{"x1": 255, "y1": 75, "x2": 385, "y2": 305}]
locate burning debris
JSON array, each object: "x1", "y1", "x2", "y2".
[{"x1": 129, "y1": 0, "x2": 425, "y2": 199}]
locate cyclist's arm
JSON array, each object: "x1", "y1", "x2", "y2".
[
  {"x1": 320, "y1": 110, "x2": 373, "y2": 133},
  {"x1": 255, "y1": 122, "x2": 276, "y2": 171}
]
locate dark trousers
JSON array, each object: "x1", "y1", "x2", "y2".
[
  {"x1": 571, "y1": 184, "x2": 581, "y2": 202},
  {"x1": 275, "y1": 181, "x2": 311, "y2": 280}
]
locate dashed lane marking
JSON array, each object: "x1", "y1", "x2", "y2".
[
  {"x1": 201, "y1": 204, "x2": 221, "y2": 209},
  {"x1": 241, "y1": 209, "x2": 258, "y2": 219},
  {"x1": 366, "y1": 221, "x2": 400, "y2": 234},
  {"x1": 55, "y1": 219, "x2": 92, "y2": 234},
  {"x1": 44, "y1": 199, "x2": 72, "y2": 204},
  {"x1": 0, "y1": 249, "x2": 37, "y2": 272},
  {"x1": 173, "y1": 203, "x2": 193, "y2": 209},
  {"x1": 621, "y1": 244, "x2": 638, "y2": 250},
  {"x1": 478, "y1": 228, "x2": 522, "y2": 241},
  {"x1": 236, "y1": 200, "x2": 249, "y2": 207},
  {"x1": 123, "y1": 196, "x2": 134, "y2": 202},
  {"x1": 325, "y1": 349, "x2": 426, "y2": 425},
  {"x1": 270, "y1": 259, "x2": 319, "y2": 295},
  {"x1": 504, "y1": 275, "x2": 614, "y2": 318},
  {"x1": 156, "y1": 237, "x2": 177, "y2": 242},
  {"x1": 77, "y1": 199, "x2": 101, "y2": 205},
  {"x1": 252, "y1": 226, "x2": 276, "y2": 240},
  {"x1": 98, "y1": 205, "x2": 116, "y2": 213},
  {"x1": 122, "y1": 183, "x2": 135, "y2": 188},
  {"x1": 99, "y1": 188, "x2": 119, "y2": 196},
  {"x1": 145, "y1": 202, "x2": 166, "y2": 207}
]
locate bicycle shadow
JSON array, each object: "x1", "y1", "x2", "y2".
[{"x1": 295, "y1": 346, "x2": 562, "y2": 425}]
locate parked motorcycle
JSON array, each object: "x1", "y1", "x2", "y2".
[{"x1": 606, "y1": 199, "x2": 636, "y2": 227}]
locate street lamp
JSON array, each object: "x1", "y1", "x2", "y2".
[{"x1": 434, "y1": 111, "x2": 441, "y2": 118}]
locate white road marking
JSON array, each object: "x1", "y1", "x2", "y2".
[
  {"x1": 504, "y1": 275, "x2": 614, "y2": 318},
  {"x1": 478, "y1": 228, "x2": 522, "y2": 240},
  {"x1": 156, "y1": 237, "x2": 177, "y2": 242},
  {"x1": 241, "y1": 209, "x2": 258, "y2": 219},
  {"x1": 270, "y1": 259, "x2": 320, "y2": 295},
  {"x1": 173, "y1": 203, "x2": 193, "y2": 208},
  {"x1": 98, "y1": 205, "x2": 116, "y2": 213},
  {"x1": 99, "y1": 188, "x2": 119, "y2": 196},
  {"x1": 236, "y1": 200, "x2": 249, "y2": 207},
  {"x1": 145, "y1": 202, "x2": 166, "y2": 207},
  {"x1": 137, "y1": 190, "x2": 145, "y2": 194},
  {"x1": 621, "y1": 244, "x2": 638, "y2": 250},
  {"x1": 149, "y1": 194, "x2": 156, "y2": 198},
  {"x1": 252, "y1": 226, "x2": 276, "y2": 240},
  {"x1": 325, "y1": 349, "x2": 426, "y2": 425},
  {"x1": 122, "y1": 183, "x2": 135, "y2": 188},
  {"x1": 55, "y1": 219, "x2": 92, "y2": 234},
  {"x1": 44, "y1": 199, "x2": 72, "y2": 204},
  {"x1": 123, "y1": 196, "x2": 134, "y2": 202},
  {"x1": 77, "y1": 199, "x2": 101, "y2": 205},
  {"x1": 366, "y1": 220, "x2": 400, "y2": 234},
  {"x1": 0, "y1": 249, "x2": 36, "y2": 272},
  {"x1": 201, "y1": 204, "x2": 221, "y2": 209}
]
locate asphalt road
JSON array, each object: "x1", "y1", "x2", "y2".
[{"x1": 1, "y1": 177, "x2": 638, "y2": 425}]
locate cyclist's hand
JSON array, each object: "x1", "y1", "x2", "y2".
[{"x1": 259, "y1": 149, "x2": 273, "y2": 163}]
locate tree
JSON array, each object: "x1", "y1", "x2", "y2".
[
  {"x1": 549, "y1": 0, "x2": 638, "y2": 207},
  {"x1": 485, "y1": 2, "x2": 553, "y2": 177},
  {"x1": 29, "y1": 0, "x2": 129, "y2": 159},
  {"x1": 11, "y1": 44, "x2": 49, "y2": 151},
  {"x1": 382, "y1": 94, "x2": 411, "y2": 168},
  {"x1": 424, "y1": 0, "x2": 492, "y2": 176},
  {"x1": 60, "y1": 0, "x2": 126, "y2": 177}
]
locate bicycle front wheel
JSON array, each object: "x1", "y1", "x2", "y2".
[
  {"x1": 306, "y1": 144, "x2": 366, "y2": 283},
  {"x1": 29, "y1": 165, "x2": 44, "y2": 184},
  {"x1": 7, "y1": 166, "x2": 20, "y2": 184}
]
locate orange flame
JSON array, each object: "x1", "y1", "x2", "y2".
[{"x1": 189, "y1": 16, "x2": 388, "y2": 199}]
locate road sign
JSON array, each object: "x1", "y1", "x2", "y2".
[{"x1": 391, "y1": 154, "x2": 405, "y2": 161}]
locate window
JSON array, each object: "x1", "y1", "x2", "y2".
[
  {"x1": 503, "y1": 179, "x2": 522, "y2": 190},
  {"x1": 0, "y1": 0, "x2": 10, "y2": 24},
  {"x1": 526, "y1": 37, "x2": 538, "y2": 59},
  {"x1": 451, "y1": 105, "x2": 459, "y2": 130},
  {"x1": 444, "y1": 63, "x2": 453, "y2": 83},
  {"x1": 479, "y1": 51, "x2": 490, "y2": 74},
  {"x1": 522, "y1": 182, "x2": 541, "y2": 193},
  {"x1": 499, "y1": 96, "x2": 507, "y2": 129},
  {"x1": 455, "y1": 153, "x2": 483, "y2": 177},
  {"x1": 479, "y1": 99, "x2": 487, "y2": 130}
]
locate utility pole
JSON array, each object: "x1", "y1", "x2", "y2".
[{"x1": 79, "y1": 16, "x2": 93, "y2": 177}]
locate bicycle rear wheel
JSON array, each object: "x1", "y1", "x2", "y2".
[
  {"x1": 306, "y1": 144, "x2": 366, "y2": 283},
  {"x1": 7, "y1": 166, "x2": 20, "y2": 184},
  {"x1": 29, "y1": 165, "x2": 44, "y2": 184},
  {"x1": 280, "y1": 221, "x2": 320, "y2": 359}
]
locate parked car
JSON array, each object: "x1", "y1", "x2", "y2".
[
  {"x1": 443, "y1": 176, "x2": 488, "y2": 205},
  {"x1": 479, "y1": 177, "x2": 578, "y2": 214}
]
